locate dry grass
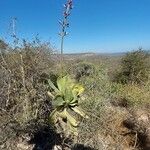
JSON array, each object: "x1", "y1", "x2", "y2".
[
  {"x1": 0, "y1": 43, "x2": 150, "y2": 150},
  {"x1": 0, "y1": 40, "x2": 55, "y2": 149}
]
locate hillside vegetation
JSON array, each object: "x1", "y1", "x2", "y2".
[{"x1": 0, "y1": 39, "x2": 150, "y2": 150}]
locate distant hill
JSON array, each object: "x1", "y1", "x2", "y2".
[
  {"x1": 64, "y1": 50, "x2": 150, "y2": 57},
  {"x1": 63, "y1": 52, "x2": 126, "y2": 57},
  {"x1": 147, "y1": 50, "x2": 150, "y2": 54},
  {"x1": 53, "y1": 50, "x2": 150, "y2": 61},
  {"x1": 97, "y1": 52, "x2": 126, "y2": 57}
]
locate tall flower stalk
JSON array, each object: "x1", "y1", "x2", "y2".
[
  {"x1": 48, "y1": 0, "x2": 88, "y2": 136},
  {"x1": 59, "y1": 0, "x2": 73, "y2": 74}
]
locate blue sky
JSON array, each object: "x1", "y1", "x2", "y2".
[{"x1": 0, "y1": 0, "x2": 150, "y2": 53}]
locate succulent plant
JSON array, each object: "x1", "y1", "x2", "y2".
[{"x1": 47, "y1": 75, "x2": 88, "y2": 135}]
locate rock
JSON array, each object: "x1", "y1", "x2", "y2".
[
  {"x1": 17, "y1": 142, "x2": 34, "y2": 150},
  {"x1": 135, "y1": 110, "x2": 149, "y2": 124},
  {"x1": 16, "y1": 136, "x2": 34, "y2": 150}
]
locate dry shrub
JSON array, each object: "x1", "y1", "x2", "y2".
[
  {"x1": 74, "y1": 65, "x2": 133, "y2": 149},
  {"x1": 74, "y1": 63, "x2": 150, "y2": 150},
  {"x1": 115, "y1": 50, "x2": 150, "y2": 84},
  {"x1": 0, "y1": 39, "x2": 55, "y2": 148},
  {"x1": 113, "y1": 83, "x2": 150, "y2": 107},
  {"x1": 77, "y1": 102, "x2": 139, "y2": 150},
  {"x1": 73, "y1": 62, "x2": 96, "y2": 81},
  {"x1": 123, "y1": 108, "x2": 150, "y2": 150}
]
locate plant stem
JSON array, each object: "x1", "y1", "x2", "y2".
[
  {"x1": 60, "y1": 34, "x2": 64, "y2": 76},
  {"x1": 59, "y1": 0, "x2": 73, "y2": 76}
]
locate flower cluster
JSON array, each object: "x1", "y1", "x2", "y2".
[
  {"x1": 59, "y1": 0, "x2": 73, "y2": 37},
  {"x1": 63, "y1": 0, "x2": 73, "y2": 18}
]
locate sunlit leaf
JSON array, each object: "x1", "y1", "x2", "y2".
[
  {"x1": 67, "y1": 121, "x2": 78, "y2": 136},
  {"x1": 48, "y1": 79, "x2": 59, "y2": 93},
  {"x1": 64, "y1": 109, "x2": 78, "y2": 127},
  {"x1": 53, "y1": 96, "x2": 65, "y2": 107},
  {"x1": 50, "y1": 109, "x2": 58, "y2": 124},
  {"x1": 48, "y1": 75, "x2": 88, "y2": 136},
  {"x1": 72, "y1": 84, "x2": 84, "y2": 96},
  {"x1": 47, "y1": 91, "x2": 55, "y2": 99},
  {"x1": 72, "y1": 106, "x2": 89, "y2": 119}
]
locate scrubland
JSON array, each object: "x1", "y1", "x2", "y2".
[{"x1": 0, "y1": 39, "x2": 150, "y2": 150}]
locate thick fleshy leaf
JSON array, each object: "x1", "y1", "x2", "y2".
[
  {"x1": 57, "y1": 76, "x2": 75, "y2": 94},
  {"x1": 48, "y1": 79, "x2": 59, "y2": 93},
  {"x1": 50, "y1": 109, "x2": 58, "y2": 124},
  {"x1": 69, "y1": 95, "x2": 78, "y2": 106},
  {"x1": 69, "y1": 98, "x2": 78, "y2": 106},
  {"x1": 64, "y1": 88, "x2": 74, "y2": 103},
  {"x1": 57, "y1": 76, "x2": 67, "y2": 94},
  {"x1": 67, "y1": 121, "x2": 78, "y2": 136},
  {"x1": 47, "y1": 91, "x2": 55, "y2": 99},
  {"x1": 72, "y1": 106, "x2": 89, "y2": 119},
  {"x1": 53, "y1": 96, "x2": 65, "y2": 107},
  {"x1": 64, "y1": 109, "x2": 78, "y2": 127},
  {"x1": 69, "y1": 103, "x2": 78, "y2": 107},
  {"x1": 58, "y1": 110, "x2": 67, "y2": 119}
]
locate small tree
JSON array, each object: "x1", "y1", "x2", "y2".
[{"x1": 116, "y1": 49, "x2": 150, "y2": 84}]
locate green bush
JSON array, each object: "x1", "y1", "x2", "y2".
[
  {"x1": 115, "y1": 49, "x2": 150, "y2": 84},
  {"x1": 73, "y1": 62, "x2": 96, "y2": 81},
  {"x1": 111, "y1": 82, "x2": 150, "y2": 107}
]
